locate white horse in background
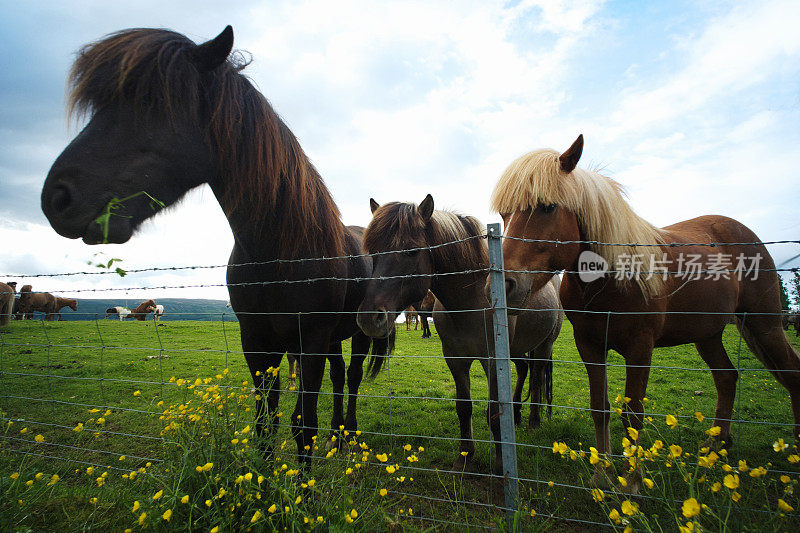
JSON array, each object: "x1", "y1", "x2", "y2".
[
  {"x1": 105, "y1": 306, "x2": 131, "y2": 320},
  {"x1": 151, "y1": 304, "x2": 165, "y2": 321}
]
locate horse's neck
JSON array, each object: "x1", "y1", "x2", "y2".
[{"x1": 429, "y1": 240, "x2": 488, "y2": 311}]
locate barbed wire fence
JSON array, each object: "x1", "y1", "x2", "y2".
[{"x1": 1, "y1": 228, "x2": 799, "y2": 530}]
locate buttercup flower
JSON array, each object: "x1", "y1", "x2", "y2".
[{"x1": 682, "y1": 498, "x2": 701, "y2": 518}]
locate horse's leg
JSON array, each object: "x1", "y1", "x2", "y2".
[
  {"x1": 326, "y1": 342, "x2": 345, "y2": 450},
  {"x1": 291, "y1": 350, "x2": 327, "y2": 465},
  {"x1": 344, "y1": 332, "x2": 371, "y2": 435},
  {"x1": 621, "y1": 339, "x2": 654, "y2": 435},
  {"x1": 528, "y1": 341, "x2": 555, "y2": 429},
  {"x1": 241, "y1": 329, "x2": 284, "y2": 458},
  {"x1": 695, "y1": 333, "x2": 738, "y2": 447},
  {"x1": 735, "y1": 315, "x2": 800, "y2": 441},
  {"x1": 575, "y1": 333, "x2": 611, "y2": 488},
  {"x1": 511, "y1": 354, "x2": 528, "y2": 426},
  {"x1": 479, "y1": 356, "x2": 505, "y2": 476},
  {"x1": 446, "y1": 352, "x2": 475, "y2": 471},
  {"x1": 618, "y1": 338, "x2": 654, "y2": 494}
]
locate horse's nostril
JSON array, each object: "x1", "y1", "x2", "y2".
[{"x1": 49, "y1": 183, "x2": 73, "y2": 213}]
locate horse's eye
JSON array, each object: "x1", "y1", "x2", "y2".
[
  {"x1": 541, "y1": 203, "x2": 557, "y2": 214},
  {"x1": 405, "y1": 249, "x2": 420, "y2": 257}
]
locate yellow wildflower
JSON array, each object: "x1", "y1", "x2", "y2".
[
  {"x1": 627, "y1": 427, "x2": 639, "y2": 441},
  {"x1": 34, "y1": 434, "x2": 45, "y2": 442},
  {"x1": 621, "y1": 500, "x2": 638, "y2": 516},
  {"x1": 732, "y1": 491, "x2": 741, "y2": 502},
  {"x1": 705, "y1": 426, "x2": 721, "y2": 437},
  {"x1": 666, "y1": 414, "x2": 678, "y2": 428},
  {"x1": 268, "y1": 504, "x2": 277, "y2": 513},
  {"x1": 609, "y1": 508, "x2": 621, "y2": 524},
  {"x1": 132, "y1": 501, "x2": 141, "y2": 512},
  {"x1": 153, "y1": 489, "x2": 163, "y2": 500},
  {"x1": 778, "y1": 499, "x2": 795, "y2": 512},
  {"x1": 380, "y1": 488, "x2": 388, "y2": 497},
  {"x1": 724, "y1": 474, "x2": 740, "y2": 489},
  {"x1": 695, "y1": 412, "x2": 705, "y2": 422},
  {"x1": 138, "y1": 512, "x2": 147, "y2": 525},
  {"x1": 711, "y1": 482, "x2": 722, "y2": 492},
  {"x1": 133, "y1": 390, "x2": 141, "y2": 396},
  {"x1": 376, "y1": 453, "x2": 388, "y2": 462},
  {"x1": 643, "y1": 478, "x2": 654, "y2": 489},
  {"x1": 670, "y1": 444, "x2": 683, "y2": 458},
  {"x1": 682, "y1": 498, "x2": 701, "y2": 518},
  {"x1": 181, "y1": 495, "x2": 189, "y2": 504},
  {"x1": 591, "y1": 488, "x2": 604, "y2": 502},
  {"x1": 774, "y1": 439, "x2": 788, "y2": 452},
  {"x1": 162, "y1": 509, "x2": 172, "y2": 522},
  {"x1": 251, "y1": 510, "x2": 263, "y2": 523}
]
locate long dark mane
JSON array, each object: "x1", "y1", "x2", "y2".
[
  {"x1": 67, "y1": 28, "x2": 344, "y2": 259},
  {"x1": 363, "y1": 202, "x2": 488, "y2": 272}
]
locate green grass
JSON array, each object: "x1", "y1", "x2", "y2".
[{"x1": 1, "y1": 318, "x2": 799, "y2": 531}]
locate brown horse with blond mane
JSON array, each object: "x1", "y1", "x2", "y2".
[{"x1": 489, "y1": 134, "x2": 800, "y2": 486}]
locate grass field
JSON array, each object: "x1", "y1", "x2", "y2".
[{"x1": 1, "y1": 317, "x2": 799, "y2": 531}]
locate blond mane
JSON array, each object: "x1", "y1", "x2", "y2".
[{"x1": 490, "y1": 148, "x2": 666, "y2": 299}]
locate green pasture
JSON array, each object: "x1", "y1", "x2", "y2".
[{"x1": 1, "y1": 318, "x2": 799, "y2": 531}]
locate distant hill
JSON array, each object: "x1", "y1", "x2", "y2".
[{"x1": 19, "y1": 298, "x2": 236, "y2": 321}]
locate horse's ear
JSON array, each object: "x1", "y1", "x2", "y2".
[
  {"x1": 192, "y1": 25, "x2": 234, "y2": 71},
  {"x1": 559, "y1": 134, "x2": 583, "y2": 173},
  {"x1": 419, "y1": 194, "x2": 434, "y2": 222},
  {"x1": 369, "y1": 198, "x2": 380, "y2": 214}
]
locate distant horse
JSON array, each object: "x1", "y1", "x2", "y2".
[
  {"x1": 151, "y1": 304, "x2": 165, "y2": 321},
  {"x1": 130, "y1": 299, "x2": 156, "y2": 321},
  {"x1": 40, "y1": 26, "x2": 392, "y2": 461},
  {"x1": 0, "y1": 282, "x2": 13, "y2": 326},
  {"x1": 53, "y1": 297, "x2": 78, "y2": 320},
  {"x1": 105, "y1": 306, "x2": 131, "y2": 320},
  {"x1": 18, "y1": 285, "x2": 59, "y2": 320},
  {"x1": 491, "y1": 135, "x2": 800, "y2": 484},
  {"x1": 404, "y1": 306, "x2": 418, "y2": 330},
  {"x1": 358, "y1": 195, "x2": 563, "y2": 472},
  {"x1": 416, "y1": 290, "x2": 435, "y2": 338}
]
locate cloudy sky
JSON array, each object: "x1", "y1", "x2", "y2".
[{"x1": 1, "y1": 0, "x2": 798, "y2": 301}]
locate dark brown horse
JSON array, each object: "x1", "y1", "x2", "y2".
[
  {"x1": 357, "y1": 195, "x2": 563, "y2": 472},
  {"x1": 18, "y1": 285, "x2": 59, "y2": 320},
  {"x1": 0, "y1": 282, "x2": 13, "y2": 326},
  {"x1": 130, "y1": 299, "x2": 156, "y2": 321},
  {"x1": 40, "y1": 26, "x2": 390, "y2": 461},
  {"x1": 490, "y1": 135, "x2": 800, "y2": 486}
]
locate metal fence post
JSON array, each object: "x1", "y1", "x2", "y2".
[{"x1": 486, "y1": 223, "x2": 519, "y2": 525}]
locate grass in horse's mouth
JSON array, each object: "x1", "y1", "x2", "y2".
[{"x1": 92, "y1": 191, "x2": 166, "y2": 243}]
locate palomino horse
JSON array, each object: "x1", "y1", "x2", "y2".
[
  {"x1": 358, "y1": 195, "x2": 563, "y2": 472},
  {"x1": 40, "y1": 26, "x2": 390, "y2": 460},
  {"x1": 18, "y1": 285, "x2": 60, "y2": 320},
  {"x1": 490, "y1": 135, "x2": 800, "y2": 480},
  {"x1": 131, "y1": 300, "x2": 156, "y2": 321},
  {"x1": 53, "y1": 297, "x2": 78, "y2": 320},
  {"x1": 0, "y1": 282, "x2": 13, "y2": 326}
]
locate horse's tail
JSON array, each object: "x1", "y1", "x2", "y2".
[
  {"x1": 543, "y1": 354, "x2": 553, "y2": 421},
  {"x1": 366, "y1": 327, "x2": 396, "y2": 379},
  {"x1": 527, "y1": 350, "x2": 554, "y2": 421}
]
